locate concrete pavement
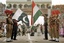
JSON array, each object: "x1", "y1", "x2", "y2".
[{"x1": 0, "y1": 33, "x2": 64, "y2": 43}]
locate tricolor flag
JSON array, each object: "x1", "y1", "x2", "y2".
[
  {"x1": 12, "y1": 9, "x2": 29, "y2": 26},
  {"x1": 32, "y1": 1, "x2": 42, "y2": 24}
]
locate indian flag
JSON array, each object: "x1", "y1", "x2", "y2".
[{"x1": 32, "y1": 1, "x2": 42, "y2": 24}]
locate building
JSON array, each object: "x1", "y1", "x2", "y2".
[
  {"x1": 52, "y1": 5, "x2": 64, "y2": 19},
  {"x1": 6, "y1": 0, "x2": 52, "y2": 25},
  {"x1": 52, "y1": 5, "x2": 64, "y2": 14},
  {"x1": 52, "y1": 5, "x2": 64, "y2": 27},
  {"x1": 0, "y1": 3, "x2": 6, "y2": 22},
  {"x1": 0, "y1": 3, "x2": 5, "y2": 15},
  {"x1": 6, "y1": 0, "x2": 52, "y2": 15}
]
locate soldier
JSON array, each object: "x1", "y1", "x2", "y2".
[
  {"x1": 5, "y1": 10, "x2": 13, "y2": 42},
  {"x1": 49, "y1": 15, "x2": 59, "y2": 42},
  {"x1": 44, "y1": 14, "x2": 48, "y2": 40},
  {"x1": 54, "y1": 15, "x2": 60, "y2": 42},
  {"x1": 11, "y1": 19, "x2": 18, "y2": 40},
  {"x1": 49, "y1": 16, "x2": 53, "y2": 40},
  {"x1": 49, "y1": 15, "x2": 56, "y2": 41}
]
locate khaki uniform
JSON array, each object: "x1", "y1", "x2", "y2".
[
  {"x1": 55, "y1": 18, "x2": 59, "y2": 38},
  {"x1": 49, "y1": 16, "x2": 59, "y2": 40},
  {"x1": 49, "y1": 17, "x2": 52, "y2": 38},
  {"x1": 49, "y1": 16, "x2": 56, "y2": 39},
  {"x1": 6, "y1": 18, "x2": 13, "y2": 39}
]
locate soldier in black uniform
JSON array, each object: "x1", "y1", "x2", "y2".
[
  {"x1": 11, "y1": 19, "x2": 18, "y2": 40},
  {"x1": 44, "y1": 14, "x2": 48, "y2": 40}
]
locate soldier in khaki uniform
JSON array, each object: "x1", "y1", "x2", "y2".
[
  {"x1": 49, "y1": 16, "x2": 53, "y2": 40},
  {"x1": 49, "y1": 16, "x2": 56, "y2": 41},
  {"x1": 5, "y1": 10, "x2": 13, "y2": 42},
  {"x1": 54, "y1": 15, "x2": 60, "y2": 42},
  {"x1": 49, "y1": 15, "x2": 59, "y2": 42}
]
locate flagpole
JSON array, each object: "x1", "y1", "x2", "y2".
[
  {"x1": 48, "y1": 8, "x2": 51, "y2": 18},
  {"x1": 27, "y1": 0, "x2": 33, "y2": 43},
  {"x1": 31, "y1": 0, "x2": 33, "y2": 25}
]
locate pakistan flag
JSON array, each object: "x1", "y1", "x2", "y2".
[{"x1": 12, "y1": 9, "x2": 29, "y2": 26}]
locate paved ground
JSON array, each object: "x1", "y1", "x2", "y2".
[{"x1": 0, "y1": 33, "x2": 64, "y2": 43}]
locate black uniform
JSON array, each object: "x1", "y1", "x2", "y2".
[
  {"x1": 11, "y1": 19, "x2": 18, "y2": 40},
  {"x1": 44, "y1": 14, "x2": 48, "y2": 40}
]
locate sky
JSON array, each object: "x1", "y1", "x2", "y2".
[
  {"x1": 0, "y1": 0, "x2": 6, "y2": 4},
  {"x1": 52, "y1": 0, "x2": 64, "y2": 5},
  {"x1": 0, "y1": 0, "x2": 64, "y2": 5}
]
